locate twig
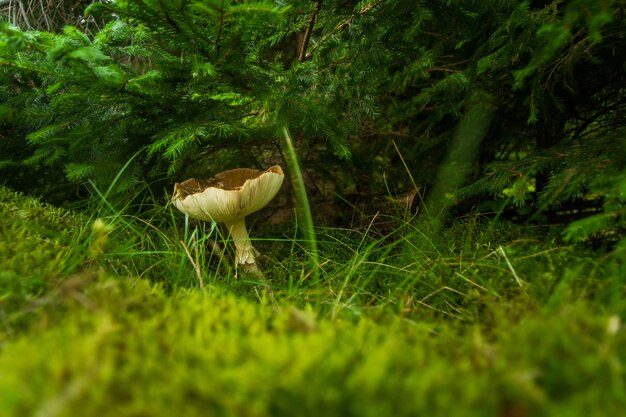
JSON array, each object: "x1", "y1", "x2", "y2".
[
  {"x1": 298, "y1": 0, "x2": 322, "y2": 62},
  {"x1": 392, "y1": 139, "x2": 418, "y2": 191},
  {"x1": 17, "y1": 0, "x2": 31, "y2": 29}
]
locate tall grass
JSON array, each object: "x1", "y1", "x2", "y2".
[
  {"x1": 77, "y1": 173, "x2": 624, "y2": 322},
  {"x1": 280, "y1": 126, "x2": 319, "y2": 281}
]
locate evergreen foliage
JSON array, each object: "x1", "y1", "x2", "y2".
[
  {"x1": 2, "y1": 1, "x2": 288, "y2": 199},
  {"x1": 1, "y1": 0, "x2": 625, "y2": 243}
]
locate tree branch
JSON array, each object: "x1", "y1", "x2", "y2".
[
  {"x1": 305, "y1": 0, "x2": 383, "y2": 60},
  {"x1": 216, "y1": 0, "x2": 225, "y2": 56},
  {"x1": 298, "y1": 0, "x2": 322, "y2": 62}
]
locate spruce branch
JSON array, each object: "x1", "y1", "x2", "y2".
[
  {"x1": 304, "y1": 0, "x2": 383, "y2": 60},
  {"x1": 157, "y1": 0, "x2": 181, "y2": 33}
]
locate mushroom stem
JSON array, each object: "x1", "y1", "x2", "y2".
[{"x1": 223, "y1": 218, "x2": 260, "y2": 266}]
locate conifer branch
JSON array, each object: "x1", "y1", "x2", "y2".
[
  {"x1": 298, "y1": 0, "x2": 322, "y2": 62},
  {"x1": 157, "y1": 0, "x2": 181, "y2": 33},
  {"x1": 216, "y1": 0, "x2": 225, "y2": 56},
  {"x1": 305, "y1": 0, "x2": 383, "y2": 60}
]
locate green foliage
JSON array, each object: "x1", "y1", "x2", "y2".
[
  {"x1": 2, "y1": 0, "x2": 625, "y2": 245},
  {"x1": 513, "y1": 0, "x2": 618, "y2": 89},
  {"x1": 0, "y1": 0, "x2": 372, "y2": 202},
  {"x1": 2, "y1": 2, "x2": 288, "y2": 197}
]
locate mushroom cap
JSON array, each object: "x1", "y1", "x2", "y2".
[{"x1": 172, "y1": 165, "x2": 284, "y2": 222}]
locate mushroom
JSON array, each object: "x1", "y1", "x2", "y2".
[{"x1": 172, "y1": 165, "x2": 284, "y2": 275}]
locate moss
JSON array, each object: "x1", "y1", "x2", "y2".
[
  {"x1": 0, "y1": 187, "x2": 87, "y2": 335},
  {"x1": 0, "y1": 278, "x2": 624, "y2": 417}
]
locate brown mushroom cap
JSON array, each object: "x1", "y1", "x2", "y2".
[{"x1": 172, "y1": 165, "x2": 284, "y2": 222}]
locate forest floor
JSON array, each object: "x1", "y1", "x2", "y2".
[{"x1": 0, "y1": 186, "x2": 624, "y2": 417}]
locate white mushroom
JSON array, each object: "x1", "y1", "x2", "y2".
[{"x1": 172, "y1": 165, "x2": 284, "y2": 274}]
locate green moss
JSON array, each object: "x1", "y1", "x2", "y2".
[
  {"x1": 0, "y1": 278, "x2": 624, "y2": 417},
  {"x1": 0, "y1": 187, "x2": 87, "y2": 334}
]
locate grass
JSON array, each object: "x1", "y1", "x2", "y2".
[{"x1": 0, "y1": 186, "x2": 625, "y2": 416}]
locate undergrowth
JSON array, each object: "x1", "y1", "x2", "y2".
[{"x1": 0, "y1": 186, "x2": 625, "y2": 416}]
